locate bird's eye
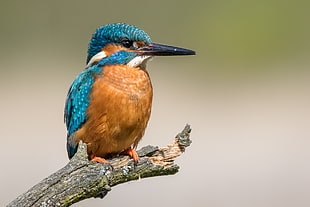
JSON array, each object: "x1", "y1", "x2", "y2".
[{"x1": 121, "y1": 39, "x2": 133, "y2": 48}]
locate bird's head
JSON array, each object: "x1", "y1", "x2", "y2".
[{"x1": 86, "y1": 23, "x2": 195, "y2": 68}]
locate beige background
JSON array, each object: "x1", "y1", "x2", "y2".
[{"x1": 1, "y1": 0, "x2": 310, "y2": 206}]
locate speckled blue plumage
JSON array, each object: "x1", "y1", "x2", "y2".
[
  {"x1": 65, "y1": 51, "x2": 138, "y2": 158},
  {"x1": 87, "y1": 23, "x2": 151, "y2": 63}
]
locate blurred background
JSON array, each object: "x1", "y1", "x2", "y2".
[{"x1": 1, "y1": 0, "x2": 309, "y2": 206}]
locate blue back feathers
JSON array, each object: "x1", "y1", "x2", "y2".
[
  {"x1": 87, "y1": 23, "x2": 152, "y2": 63},
  {"x1": 65, "y1": 50, "x2": 138, "y2": 158}
]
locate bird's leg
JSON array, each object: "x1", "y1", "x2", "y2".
[
  {"x1": 91, "y1": 156, "x2": 110, "y2": 163},
  {"x1": 121, "y1": 148, "x2": 139, "y2": 165}
]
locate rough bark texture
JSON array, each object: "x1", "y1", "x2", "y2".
[{"x1": 8, "y1": 125, "x2": 192, "y2": 207}]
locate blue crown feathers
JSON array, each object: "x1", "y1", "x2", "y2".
[{"x1": 87, "y1": 23, "x2": 152, "y2": 63}]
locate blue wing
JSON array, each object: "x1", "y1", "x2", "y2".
[
  {"x1": 64, "y1": 65, "x2": 102, "y2": 158},
  {"x1": 65, "y1": 71, "x2": 94, "y2": 137}
]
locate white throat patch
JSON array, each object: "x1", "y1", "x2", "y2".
[{"x1": 127, "y1": 55, "x2": 152, "y2": 68}]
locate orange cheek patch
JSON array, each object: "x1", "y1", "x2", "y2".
[
  {"x1": 135, "y1": 41, "x2": 147, "y2": 47},
  {"x1": 102, "y1": 44, "x2": 129, "y2": 56},
  {"x1": 101, "y1": 42, "x2": 147, "y2": 56}
]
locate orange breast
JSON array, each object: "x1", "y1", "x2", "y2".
[{"x1": 75, "y1": 64, "x2": 153, "y2": 158}]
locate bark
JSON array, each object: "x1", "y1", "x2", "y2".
[{"x1": 7, "y1": 124, "x2": 192, "y2": 207}]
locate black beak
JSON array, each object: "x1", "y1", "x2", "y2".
[{"x1": 136, "y1": 42, "x2": 195, "y2": 56}]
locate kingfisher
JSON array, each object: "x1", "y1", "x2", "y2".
[{"x1": 65, "y1": 23, "x2": 195, "y2": 163}]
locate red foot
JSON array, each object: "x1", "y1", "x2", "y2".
[
  {"x1": 91, "y1": 156, "x2": 109, "y2": 163},
  {"x1": 121, "y1": 148, "x2": 139, "y2": 164}
]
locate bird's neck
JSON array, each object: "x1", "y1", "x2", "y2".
[{"x1": 97, "y1": 64, "x2": 152, "y2": 95}]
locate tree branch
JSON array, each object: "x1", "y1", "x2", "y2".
[{"x1": 7, "y1": 124, "x2": 192, "y2": 207}]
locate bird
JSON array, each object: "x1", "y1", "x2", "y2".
[{"x1": 64, "y1": 23, "x2": 195, "y2": 163}]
